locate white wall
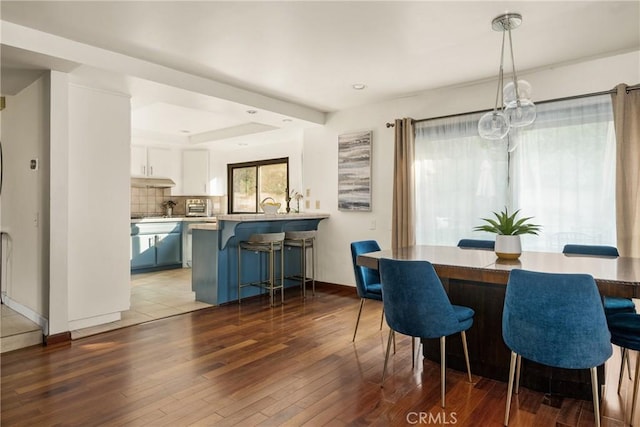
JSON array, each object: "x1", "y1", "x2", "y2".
[
  {"x1": 0, "y1": 75, "x2": 50, "y2": 326},
  {"x1": 66, "y1": 84, "x2": 131, "y2": 329},
  {"x1": 304, "y1": 50, "x2": 640, "y2": 287}
]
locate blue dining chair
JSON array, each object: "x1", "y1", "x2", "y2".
[
  {"x1": 606, "y1": 312, "x2": 640, "y2": 425},
  {"x1": 379, "y1": 258, "x2": 474, "y2": 407},
  {"x1": 350, "y1": 240, "x2": 384, "y2": 342},
  {"x1": 457, "y1": 239, "x2": 495, "y2": 250},
  {"x1": 562, "y1": 244, "x2": 636, "y2": 316},
  {"x1": 502, "y1": 269, "x2": 612, "y2": 427}
]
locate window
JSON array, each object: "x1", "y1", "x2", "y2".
[
  {"x1": 415, "y1": 94, "x2": 616, "y2": 252},
  {"x1": 227, "y1": 158, "x2": 289, "y2": 214}
]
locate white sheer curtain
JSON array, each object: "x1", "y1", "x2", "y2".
[
  {"x1": 510, "y1": 95, "x2": 616, "y2": 251},
  {"x1": 415, "y1": 94, "x2": 616, "y2": 252},
  {"x1": 415, "y1": 113, "x2": 508, "y2": 246}
]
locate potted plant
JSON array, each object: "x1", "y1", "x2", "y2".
[
  {"x1": 473, "y1": 207, "x2": 541, "y2": 259},
  {"x1": 162, "y1": 200, "x2": 176, "y2": 217}
]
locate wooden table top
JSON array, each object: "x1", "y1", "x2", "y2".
[{"x1": 357, "y1": 245, "x2": 640, "y2": 296}]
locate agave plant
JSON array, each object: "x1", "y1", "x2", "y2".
[{"x1": 473, "y1": 207, "x2": 541, "y2": 235}]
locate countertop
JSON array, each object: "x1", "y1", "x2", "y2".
[
  {"x1": 216, "y1": 212, "x2": 330, "y2": 222},
  {"x1": 130, "y1": 216, "x2": 218, "y2": 224}
]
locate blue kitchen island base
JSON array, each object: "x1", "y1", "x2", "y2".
[{"x1": 191, "y1": 213, "x2": 329, "y2": 305}]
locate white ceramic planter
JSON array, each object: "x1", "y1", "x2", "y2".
[{"x1": 495, "y1": 235, "x2": 522, "y2": 260}]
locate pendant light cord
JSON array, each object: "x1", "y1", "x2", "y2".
[
  {"x1": 492, "y1": 30, "x2": 507, "y2": 113},
  {"x1": 507, "y1": 26, "x2": 521, "y2": 103}
]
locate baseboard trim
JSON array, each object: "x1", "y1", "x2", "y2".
[{"x1": 45, "y1": 331, "x2": 71, "y2": 346}]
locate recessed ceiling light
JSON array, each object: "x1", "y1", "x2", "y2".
[
  {"x1": 352, "y1": 83, "x2": 366, "y2": 90},
  {"x1": 179, "y1": 129, "x2": 191, "y2": 134},
  {"x1": 282, "y1": 118, "x2": 293, "y2": 123},
  {"x1": 246, "y1": 109, "x2": 258, "y2": 114},
  {"x1": 238, "y1": 142, "x2": 249, "y2": 146}
]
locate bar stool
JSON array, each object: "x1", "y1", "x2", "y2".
[
  {"x1": 237, "y1": 232, "x2": 285, "y2": 307},
  {"x1": 284, "y1": 230, "x2": 316, "y2": 297}
]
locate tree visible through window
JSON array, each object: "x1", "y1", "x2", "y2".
[{"x1": 228, "y1": 158, "x2": 289, "y2": 213}]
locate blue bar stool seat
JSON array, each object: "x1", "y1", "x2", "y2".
[
  {"x1": 284, "y1": 230, "x2": 316, "y2": 297},
  {"x1": 238, "y1": 232, "x2": 285, "y2": 307}
]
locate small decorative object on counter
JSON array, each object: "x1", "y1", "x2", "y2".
[
  {"x1": 473, "y1": 207, "x2": 541, "y2": 260},
  {"x1": 289, "y1": 189, "x2": 303, "y2": 213},
  {"x1": 260, "y1": 197, "x2": 281, "y2": 214},
  {"x1": 162, "y1": 200, "x2": 176, "y2": 217}
]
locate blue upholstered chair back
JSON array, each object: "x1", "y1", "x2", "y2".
[
  {"x1": 350, "y1": 240, "x2": 382, "y2": 299},
  {"x1": 502, "y1": 269, "x2": 612, "y2": 369},
  {"x1": 457, "y1": 239, "x2": 495, "y2": 250},
  {"x1": 379, "y1": 258, "x2": 463, "y2": 338},
  {"x1": 562, "y1": 244, "x2": 619, "y2": 257}
]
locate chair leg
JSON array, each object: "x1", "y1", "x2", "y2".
[
  {"x1": 515, "y1": 355, "x2": 522, "y2": 394},
  {"x1": 412, "y1": 337, "x2": 415, "y2": 369},
  {"x1": 461, "y1": 330, "x2": 472, "y2": 383},
  {"x1": 381, "y1": 329, "x2": 395, "y2": 387},
  {"x1": 280, "y1": 245, "x2": 284, "y2": 305},
  {"x1": 237, "y1": 245, "x2": 242, "y2": 304},
  {"x1": 504, "y1": 351, "x2": 518, "y2": 426},
  {"x1": 352, "y1": 299, "x2": 365, "y2": 342},
  {"x1": 380, "y1": 306, "x2": 385, "y2": 330},
  {"x1": 440, "y1": 336, "x2": 446, "y2": 408},
  {"x1": 619, "y1": 348, "x2": 628, "y2": 394},
  {"x1": 631, "y1": 351, "x2": 639, "y2": 426},
  {"x1": 591, "y1": 367, "x2": 602, "y2": 427}
]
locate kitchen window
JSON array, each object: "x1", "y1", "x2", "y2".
[
  {"x1": 414, "y1": 94, "x2": 616, "y2": 252},
  {"x1": 227, "y1": 158, "x2": 289, "y2": 214}
]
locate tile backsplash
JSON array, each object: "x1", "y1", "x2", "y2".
[{"x1": 130, "y1": 187, "x2": 226, "y2": 217}]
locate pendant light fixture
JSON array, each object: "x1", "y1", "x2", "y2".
[{"x1": 478, "y1": 13, "x2": 536, "y2": 140}]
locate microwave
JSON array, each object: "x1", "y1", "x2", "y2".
[{"x1": 185, "y1": 199, "x2": 211, "y2": 217}]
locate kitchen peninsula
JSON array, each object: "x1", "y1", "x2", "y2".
[{"x1": 191, "y1": 213, "x2": 329, "y2": 305}]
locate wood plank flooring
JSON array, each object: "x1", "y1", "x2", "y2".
[{"x1": 1, "y1": 284, "x2": 637, "y2": 426}]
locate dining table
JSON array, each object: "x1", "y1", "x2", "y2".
[{"x1": 356, "y1": 245, "x2": 640, "y2": 400}]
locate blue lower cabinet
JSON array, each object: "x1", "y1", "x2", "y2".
[
  {"x1": 156, "y1": 233, "x2": 182, "y2": 266},
  {"x1": 131, "y1": 235, "x2": 157, "y2": 269},
  {"x1": 131, "y1": 222, "x2": 182, "y2": 272}
]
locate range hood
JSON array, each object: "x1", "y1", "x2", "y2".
[{"x1": 130, "y1": 177, "x2": 176, "y2": 188}]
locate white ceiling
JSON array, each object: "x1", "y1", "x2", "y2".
[{"x1": 2, "y1": 1, "x2": 639, "y2": 146}]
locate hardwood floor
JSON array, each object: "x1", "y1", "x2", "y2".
[{"x1": 1, "y1": 284, "x2": 637, "y2": 426}]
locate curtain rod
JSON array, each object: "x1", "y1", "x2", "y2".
[{"x1": 385, "y1": 84, "x2": 640, "y2": 128}]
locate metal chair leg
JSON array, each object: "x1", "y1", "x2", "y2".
[
  {"x1": 619, "y1": 347, "x2": 628, "y2": 394},
  {"x1": 381, "y1": 329, "x2": 394, "y2": 387},
  {"x1": 515, "y1": 355, "x2": 522, "y2": 394},
  {"x1": 461, "y1": 330, "x2": 472, "y2": 383},
  {"x1": 412, "y1": 337, "x2": 415, "y2": 368},
  {"x1": 631, "y1": 351, "x2": 640, "y2": 426},
  {"x1": 591, "y1": 367, "x2": 602, "y2": 427},
  {"x1": 352, "y1": 299, "x2": 365, "y2": 342},
  {"x1": 504, "y1": 351, "x2": 518, "y2": 426},
  {"x1": 440, "y1": 336, "x2": 446, "y2": 408}
]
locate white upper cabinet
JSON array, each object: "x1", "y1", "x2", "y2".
[
  {"x1": 130, "y1": 145, "x2": 174, "y2": 178},
  {"x1": 182, "y1": 150, "x2": 209, "y2": 195}
]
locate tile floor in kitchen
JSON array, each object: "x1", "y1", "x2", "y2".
[{"x1": 1, "y1": 268, "x2": 210, "y2": 351}]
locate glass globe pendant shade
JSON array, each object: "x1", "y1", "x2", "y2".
[
  {"x1": 478, "y1": 111, "x2": 510, "y2": 140},
  {"x1": 505, "y1": 99, "x2": 536, "y2": 128},
  {"x1": 503, "y1": 80, "x2": 532, "y2": 105}
]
